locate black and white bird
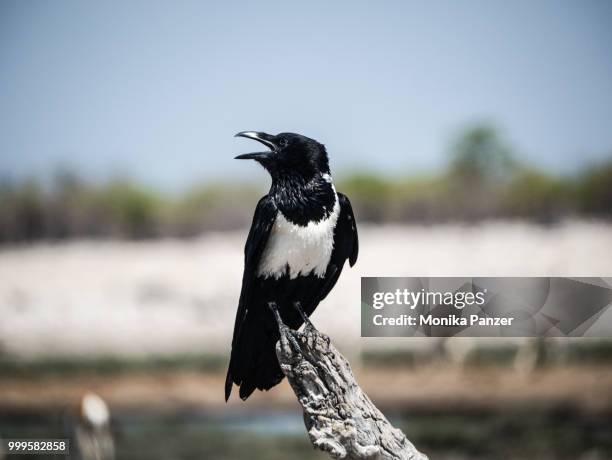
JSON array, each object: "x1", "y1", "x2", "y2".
[{"x1": 225, "y1": 131, "x2": 358, "y2": 401}]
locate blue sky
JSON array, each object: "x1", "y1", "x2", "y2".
[{"x1": 1, "y1": 0, "x2": 611, "y2": 190}]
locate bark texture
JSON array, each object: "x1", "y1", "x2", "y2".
[{"x1": 275, "y1": 323, "x2": 428, "y2": 460}]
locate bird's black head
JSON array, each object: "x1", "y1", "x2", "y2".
[{"x1": 234, "y1": 131, "x2": 330, "y2": 180}]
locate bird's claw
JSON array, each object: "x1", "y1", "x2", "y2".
[
  {"x1": 268, "y1": 302, "x2": 301, "y2": 350},
  {"x1": 283, "y1": 327, "x2": 302, "y2": 353}
]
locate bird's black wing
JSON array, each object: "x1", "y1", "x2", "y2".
[
  {"x1": 310, "y1": 192, "x2": 359, "y2": 308},
  {"x1": 335, "y1": 192, "x2": 359, "y2": 267},
  {"x1": 225, "y1": 195, "x2": 277, "y2": 401}
]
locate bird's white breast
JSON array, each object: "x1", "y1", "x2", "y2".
[{"x1": 257, "y1": 196, "x2": 340, "y2": 280}]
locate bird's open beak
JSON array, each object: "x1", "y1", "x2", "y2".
[{"x1": 234, "y1": 131, "x2": 277, "y2": 160}]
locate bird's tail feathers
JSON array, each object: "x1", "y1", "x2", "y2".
[{"x1": 224, "y1": 305, "x2": 284, "y2": 402}]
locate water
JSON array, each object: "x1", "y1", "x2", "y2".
[{"x1": 2, "y1": 406, "x2": 610, "y2": 459}]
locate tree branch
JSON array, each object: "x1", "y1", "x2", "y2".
[{"x1": 275, "y1": 324, "x2": 428, "y2": 460}]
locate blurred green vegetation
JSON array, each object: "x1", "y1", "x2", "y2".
[
  {"x1": 341, "y1": 125, "x2": 610, "y2": 224},
  {"x1": 1, "y1": 124, "x2": 610, "y2": 243},
  {"x1": 361, "y1": 340, "x2": 612, "y2": 368},
  {"x1": 0, "y1": 173, "x2": 262, "y2": 242},
  {"x1": 0, "y1": 353, "x2": 226, "y2": 378},
  {"x1": 2, "y1": 341, "x2": 610, "y2": 378}
]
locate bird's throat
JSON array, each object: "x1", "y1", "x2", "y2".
[{"x1": 271, "y1": 173, "x2": 337, "y2": 227}]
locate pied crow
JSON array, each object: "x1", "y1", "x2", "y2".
[{"x1": 225, "y1": 131, "x2": 358, "y2": 401}]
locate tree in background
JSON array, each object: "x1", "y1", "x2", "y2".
[
  {"x1": 578, "y1": 159, "x2": 612, "y2": 218},
  {"x1": 446, "y1": 124, "x2": 519, "y2": 220}
]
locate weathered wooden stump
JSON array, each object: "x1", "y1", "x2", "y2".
[{"x1": 275, "y1": 323, "x2": 428, "y2": 460}]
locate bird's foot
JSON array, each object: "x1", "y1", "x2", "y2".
[
  {"x1": 268, "y1": 302, "x2": 284, "y2": 326},
  {"x1": 293, "y1": 302, "x2": 317, "y2": 331},
  {"x1": 268, "y1": 302, "x2": 302, "y2": 351}
]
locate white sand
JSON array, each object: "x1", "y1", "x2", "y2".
[{"x1": 0, "y1": 220, "x2": 611, "y2": 358}]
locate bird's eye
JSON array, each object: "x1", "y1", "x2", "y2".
[{"x1": 279, "y1": 138, "x2": 288, "y2": 147}]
